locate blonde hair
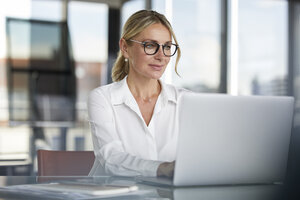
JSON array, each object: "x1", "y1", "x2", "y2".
[{"x1": 111, "y1": 10, "x2": 181, "y2": 82}]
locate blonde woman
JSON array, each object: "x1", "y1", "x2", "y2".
[{"x1": 88, "y1": 10, "x2": 186, "y2": 177}]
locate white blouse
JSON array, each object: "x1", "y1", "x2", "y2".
[{"x1": 88, "y1": 76, "x2": 187, "y2": 177}]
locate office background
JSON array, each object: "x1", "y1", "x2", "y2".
[{"x1": 0, "y1": 0, "x2": 299, "y2": 181}]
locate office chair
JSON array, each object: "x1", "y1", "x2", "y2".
[{"x1": 37, "y1": 150, "x2": 95, "y2": 176}]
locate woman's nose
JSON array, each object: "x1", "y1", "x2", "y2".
[{"x1": 155, "y1": 45, "x2": 165, "y2": 58}]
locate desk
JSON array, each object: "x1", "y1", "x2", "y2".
[{"x1": 0, "y1": 176, "x2": 298, "y2": 200}]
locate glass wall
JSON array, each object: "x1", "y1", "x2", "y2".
[
  {"x1": 238, "y1": 0, "x2": 288, "y2": 95},
  {"x1": 291, "y1": 2, "x2": 300, "y2": 126},
  {"x1": 151, "y1": 0, "x2": 288, "y2": 95},
  {"x1": 68, "y1": 1, "x2": 108, "y2": 151},
  {"x1": 0, "y1": 0, "x2": 32, "y2": 175},
  {"x1": 152, "y1": 0, "x2": 222, "y2": 92},
  {"x1": 0, "y1": 0, "x2": 31, "y2": 123},
  {"x1": 68, "y1": 1, "x2": 108, "y2": 122},
  {"x1": 121, "y1": 0, "x2": 145, "y2": 27},
  {"x1": 1, "y1": 0, "x2": 109, "y2": 175}
]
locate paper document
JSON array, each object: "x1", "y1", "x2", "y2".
[
  {"x1": 0, "y1": 182, "x2": 140, "y2": 199},
  {"x1": 28, "y1": 182, "x2": 138, "y2": 195}
]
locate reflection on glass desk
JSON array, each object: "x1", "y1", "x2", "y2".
[
  {"x1": 0, "y1": 176, "x2": 298, "y2": 200},
  {"x1": 156, "y1": 185, "x2": 285, "y2": 200}
]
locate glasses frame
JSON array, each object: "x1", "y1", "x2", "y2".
[{"x1": 128, "y1": 39, "x2": 179, "y2": 57}]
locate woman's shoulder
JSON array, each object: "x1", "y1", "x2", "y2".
[
  {"x1": 162, "y1": 81, "x2": 194, "y2": 102},
  {"x1": 88, "y1": 82, "x2": 120, "y2": 104},
  {"x1": 89, "y1": 82, "x2": 119, "y2": 96}
]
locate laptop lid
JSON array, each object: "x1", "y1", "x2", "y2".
[{"x1": 173, "y1": 93, "x2": 294, "y2": 186}]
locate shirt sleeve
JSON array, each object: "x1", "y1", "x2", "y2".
[{"x1": 88, "y1": 88, "x2": 163, "y2": 177}]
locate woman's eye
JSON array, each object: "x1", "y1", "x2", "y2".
[
  {"x1": 164, "y1": 45, "x2": 171, "y2": 50},
  {"x1": 145, "y1": 43, "x2": 156, "y2": 48}
]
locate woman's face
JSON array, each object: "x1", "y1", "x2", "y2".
[{"x1": 123, "y1": 23, "x2": 172, "y2": 80}]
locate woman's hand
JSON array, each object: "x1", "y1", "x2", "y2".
[{"x1": 157, "y1": 161, "x2": 175, "y2": 178}]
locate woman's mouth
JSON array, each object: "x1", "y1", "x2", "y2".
[{"x1": 149, "y1": 64, "x2": 164, "y2": 71}]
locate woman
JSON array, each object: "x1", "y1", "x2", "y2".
[{"x1": 88, "y1": 10, "x2": 186, "y2": 177}]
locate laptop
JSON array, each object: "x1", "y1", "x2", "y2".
[{"x1": 137, "y1": 93, "x2": 294, "y2": 187}]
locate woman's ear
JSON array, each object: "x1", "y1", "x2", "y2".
[{"x1": 120, "y1": 38, "x2": 129, "y2": 58}]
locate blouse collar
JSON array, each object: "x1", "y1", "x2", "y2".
[{"x1": 110, "y1": 76, "x2": 177, "y2": 106}]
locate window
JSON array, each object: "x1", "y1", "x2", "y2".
[
  {"x1": 121, "y1": 0, "x2": 145, "y2": 27},
  {"x1": 153, "y1": 0, "x2": 222, "y2": 92},
  {"x1": 238, "y1": 0, "x2": 288, "y2": 95},
  {"x1": 68, "y1": 1, "x2": 108, "y2": 120},
  {"x1": 0, "y1": 0, "x2": 32, "y2": 122}
]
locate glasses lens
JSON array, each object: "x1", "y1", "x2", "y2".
[
  {"x1": 144, "y1": 42, "x2": 159, "y2": 55},
  {"x1": 143, "y1": 41, "x2": 178, "y2": 56},
  {"x1": 163, "y1": 44, "x2": 177, "y2": 56}
]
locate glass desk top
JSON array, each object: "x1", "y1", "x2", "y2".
[{"x1": 0, "y1": 176, "x2": 298, "y2": 200}]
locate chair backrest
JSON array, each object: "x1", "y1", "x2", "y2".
[{"x1": 37, "y1": 150, "x2": 95, "y2": 176}]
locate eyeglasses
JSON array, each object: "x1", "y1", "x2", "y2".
[{"x1": 129, "y1": 39, "x2": 179, "y2": 57}]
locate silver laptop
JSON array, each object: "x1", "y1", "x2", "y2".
[{"x1": 137, "y1": 93, "x2": 294, "y2": 187}]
